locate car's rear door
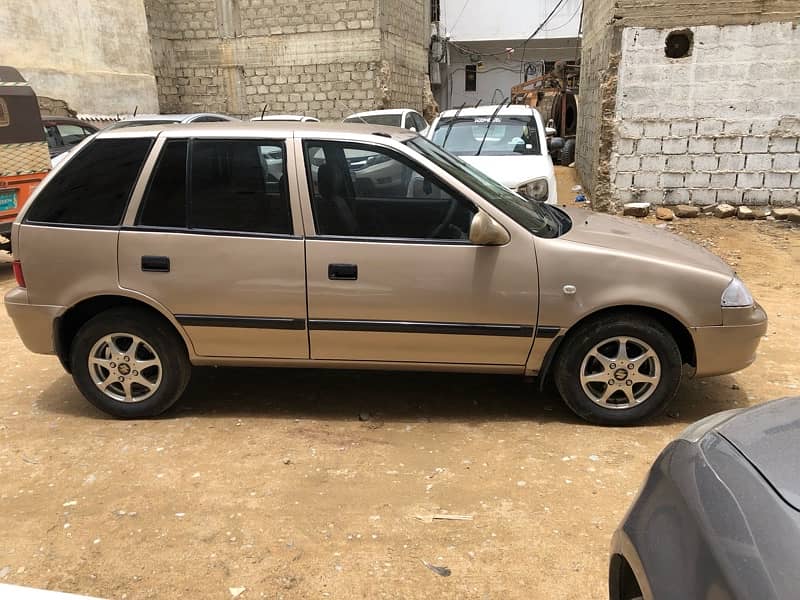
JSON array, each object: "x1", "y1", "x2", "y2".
[
  {"x1": 298, "y1": 137, "x2": 539, "y2": 366},
  {"x1": 119, "y1": 133, "x2": 308, "y2": 359}
]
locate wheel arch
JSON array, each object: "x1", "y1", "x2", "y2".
[
  {"x1": 55, "y1": 294, "x2": 193, "y2": 373},
  {"x1": 540, "y1": 305, "x2": 696, "y2": 387}
]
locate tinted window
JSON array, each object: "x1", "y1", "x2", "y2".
[
  {"x1": 343, "y1": 114, "x2": 403, "y2": 128},
  {"x1": 304, "y1": 141, "x2": 475, "y2": 240},
  {"x1": 139, "y1": 140, "x2": 187, "y2": 228},
  {"x1": 412, "y1": 113, "x2": 428, "y2": 131},
  {"x1": 190, "y1": 139, "x2": 292, "y2": 234},
  {"x1": 26, "y1": 138, "x2": 152, "y2": 226}
]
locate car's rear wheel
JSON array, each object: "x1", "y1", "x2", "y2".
[
  {"x1": 554, "y1": 315, "x2": 682, "y2": 425},
  {"x1": 70, "y1": 308, "x2": 191, "y2": 418}
]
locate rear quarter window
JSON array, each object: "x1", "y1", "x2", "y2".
[{"x1": 25, "y1": 138, "x2": 152, "y2": 226}]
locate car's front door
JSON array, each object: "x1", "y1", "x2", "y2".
[
  {"x1": 119, "y1": 135, "x2": 308, "y2": 359},
  {"x1": 299, "y1": 139, "x2": 539, "y2": 366}
]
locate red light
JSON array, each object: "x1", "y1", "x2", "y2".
[{"x1": 12, "y1": 260, "x2": 25, "y2": 288}]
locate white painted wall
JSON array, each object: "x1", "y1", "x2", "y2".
[
  {"x1": 610, "y1": 23, "x2": 800, "y2": 207},
  {"x1": 440, "y1": 0, "x2": 582, "y2": 41},
  {"x1": 0, "y1": 0, "x2": 158, "y2": 114}
]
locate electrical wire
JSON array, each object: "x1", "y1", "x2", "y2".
[
  {"x1": 447, "y1": 0, "x2": 473, "y2": 36},
  {"x1": 518, "y1": 0, "x2": 569, "y2": 81}
]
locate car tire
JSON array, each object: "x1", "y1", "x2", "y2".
[
  {"x1": 559, "y1": 138, "x2": 576, "y2": 166},
  {"x1": 554, "y1": 314, "x2": 682, "y2": 425},
  {"x1": 70, "y1": 307, "x2": 191, "y2": 418}
]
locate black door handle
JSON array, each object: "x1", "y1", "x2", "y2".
[
  {"x1": 141, "y1": 255, "x2": 170, "y2": 272},
  {"x1": 328, "y1": 263, "x2": 358, "y2": 280}
]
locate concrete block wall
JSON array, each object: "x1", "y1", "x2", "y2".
[
  {"x1": 609, "y1": 23, "x2": 800, "y2": 207},
  {"x1": 144, "y1": 0, "x2": 430, "y2": 120}
]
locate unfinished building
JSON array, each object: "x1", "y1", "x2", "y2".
[{"x1": 577, "y1": 0, "x2": 800, "y2": 210}]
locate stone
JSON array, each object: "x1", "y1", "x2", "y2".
[
  {"x1": 751, "y1": 207, "x2": 771, "y2": 220},
  {"x1": 674, "y1": 205, "x2": 700, "y2": 218},
  {"x1": 737, "y1": 206, "x2": 755, "y2": 220},
  {"x1": 623, "y1": 202, "x2": 650, "y2": 217},
  {"x1": 700, "y1": 203, "x2": 717, "y2": 214},
  {"x1": 772, "y1": 207, "x2": 800, "y2": 221},
  {"x1": 713, "y1": 204, "x2": 737, "y2": 218},
  {"x1": 788, "y1": 210, "x2": 800, "y2": 224},
  {"x1": 656, "y1": 207, "x2": 674, "y2": 221}
]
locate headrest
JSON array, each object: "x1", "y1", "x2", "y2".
[{"x1": 318, "y1": 163, "x2": 345, "y2": 198}]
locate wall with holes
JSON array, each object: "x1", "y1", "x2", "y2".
[{"x1": 608, "y1": 23, "x2": 800, "y2": 207}]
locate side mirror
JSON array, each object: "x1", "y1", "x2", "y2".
[
  {"x1": 548, "y1": 137, "x2": 565, "y2": 151},
  {"x1": 469, "y1": 210, "x2": 510, "y2": 246},
  {"x1": 545, "y1": 126, "x2": 557, "y2": 137}
]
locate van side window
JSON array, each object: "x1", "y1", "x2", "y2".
[
  {"x1": 25, "y1": 138, "x2": 152, "y2": 226},
  {"x1": 190, "y1": 139, "x2": 292, "y2": 234},
  {"x1": 139, "y1": 140, "x2": 187, "y2": 228}
]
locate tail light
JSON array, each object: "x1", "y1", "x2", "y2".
[{"x1": 12, "y1": 260, "x2": 25, "y2": 288}]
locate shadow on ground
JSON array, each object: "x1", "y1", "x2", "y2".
[{"x1": 37, "y1": 365, "x2": 747, "y2": 427}]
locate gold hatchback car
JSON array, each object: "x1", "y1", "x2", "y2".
[{"x1": 5, "y1": 123, "x2": 767, "y2": 424}]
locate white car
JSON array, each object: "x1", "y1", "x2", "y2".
[
  {"x1": 251, "y1": 114, "x2": 320, "y2": 122},
  {"x1": 105, "y1": 113, "x2": 239, "y2": 130},
  {"x1": 427, "y1": 105, "x2": 557, "y2": 204},
  {"x1": 343, "y1": 109, "x2": 429, "y2": 135}
]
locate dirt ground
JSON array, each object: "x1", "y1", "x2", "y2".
[{"x1": 0, "y1": 174, "x2": 798, "y2": 599}]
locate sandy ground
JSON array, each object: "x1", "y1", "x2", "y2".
[{"x1": 0, "y1": 176, "x2": 798, "y2": 599}]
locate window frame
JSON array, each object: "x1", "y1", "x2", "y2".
[
  {"x1": 301, "y1": 138, "x2": 478, "y2": 245},
  {"x1": 133, "y1": 136, "x2": 297, "y2": 239},
  {"x1": 465, "y1": 64, "x2": 477, "y2": 92}
]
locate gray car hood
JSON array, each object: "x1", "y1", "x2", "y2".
[
  {"x1": 560, "y1": 207, "x2": 733, "y2": 277},
  {"x1": 717, "y1": 396, "x2": 800, "y2": 511}
]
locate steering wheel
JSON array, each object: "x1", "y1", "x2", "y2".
[{"x1": 429, "y1": 198, "x2": 459, "y2": 239}]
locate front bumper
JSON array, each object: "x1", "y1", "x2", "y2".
[
  {"x1": 4, "y1": 287, "x2": 61, "y2": 355},
  {"x1": 692, "y1": 303, "x2": 767, "y2": 377}
]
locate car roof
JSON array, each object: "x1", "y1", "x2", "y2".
[
  {"x1": 116, "y1": 113, "x2": 233, "y2": 123},
  {"x1": 251, "y1": 115, "x2": 319, "y2": 122},
  {"x1": 345, "y1": 109, "x2": 411, "y2": 118},
  {"x1": 40, "y1": 115, "x2": 97, "y2": 127},
  {"x1": 95, "y1": 121, "x2": 418, "y2": 141},
  {"x1": 716, "y1": 396, "x2": 800, "y2": 511},
  {"x1": 437, "y1": 104, "x2": 539, "y2": 118}
]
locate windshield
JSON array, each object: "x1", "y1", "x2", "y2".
[
  {"x1": 406, "y1": 136, "x2": 567, "y2": 238},
  {"x1": 344, "y1": 114, "x2": 403, "y2": 127},
  {"x1": 431, "y1": 115, "x2": 541, "y2": 156}
]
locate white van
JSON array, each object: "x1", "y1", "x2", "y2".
[{"x1": 427, "y1": 104, "x2": 557, "y2": 204}]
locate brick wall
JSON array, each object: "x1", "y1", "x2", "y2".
[
  {"x1": 144, "y1": 0, "x2": 430, "y2": 120},
  {"x1": 611, "y1": 23, "x2": 800, "y2": 207},
  {"x1": 575, "y1": 0, "x2": 619, "y2": 209}
]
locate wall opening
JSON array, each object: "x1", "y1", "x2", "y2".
[
  {"x1": 665, "y1": 30, "x2": 693, "y2": 59},
  {"x1": 465, "y1": 64, "x2": 477, "y2": 92}
]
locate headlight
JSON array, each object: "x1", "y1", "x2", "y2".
[
  {"x1": 517, "y1": 178, "x2": 548, "y2": 201},
  {"x1": 721, "y1": 277, "x2": 754, "y2": 307}
]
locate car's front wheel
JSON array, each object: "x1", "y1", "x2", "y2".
[
  {"x1": 554, "y1": 314, "x2": 682, "y2": 425},
  {"x1": 70, "y1": 307, "x2": 191, "y2": 418}
]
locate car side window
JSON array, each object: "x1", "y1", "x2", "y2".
[
  {"x1": 138, "y1": 138, "x2": 292, "y2": 235},
  {"x1": 26, "y1": 137, "x2": 152, "y2": 226},
  {"x1": 303, "y1": 141, "x2": 476, "y2": 240},
  {"x1": 413, "y1": 113, "x2": 428, "y2": 132},
  {"x1": 57, "y1": 124, "x2": 87, "y2": 145}
]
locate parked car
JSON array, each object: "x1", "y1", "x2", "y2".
[
  {"x1": 0, "y1": 66, "x2": 51, "y2": 253},
  {"x1": 610, "y1": 397, "x2": 800, "y2": 600},
  {"x1": 343, "y1": 109, "x2": 428, "y2": 134},
  {"x1": 427, "y1": 104, "x2": 558, "y2": 204},
  {"x1": 5, "y1": 122, "x2": 766, "y2": 423},
  {"x1": 251, "y1": 114, "x2": 320, "y2": 122},
  {"x1": 106, "y1": 113, "x2": 238, "y2": 130},
  {"x1": 42, "y1": 116, "x2": 98, "y2": 158}
]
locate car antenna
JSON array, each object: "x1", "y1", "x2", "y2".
[
  {"x1": 440, "y1": 102, "x2": 466, "y2": 150},
  {"x1": 260, "y1": 103, "x2": 269, "y2": 119},
  {"x1": 133, "y1": 105, "x2": 138, "y2": 117},
  {"x1": 475, "y1": 98, "x2": 507, "y2": 156},
  {"x1": 474, "y1": 99, "x2": 482, "y2": 108}
]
